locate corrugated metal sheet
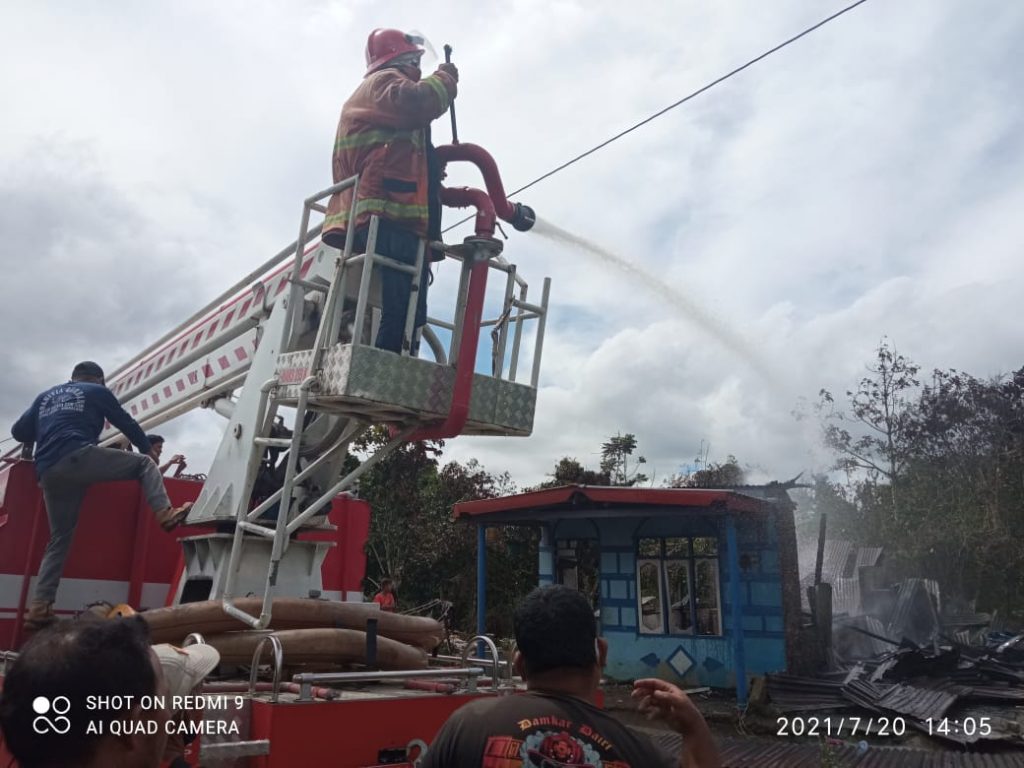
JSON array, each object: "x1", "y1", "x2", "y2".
[
  {"x1": 766, "y1": 673, "x2": 849, "y2": 711},
  {"x1": 832, "y1": 577, "x2": 864, "y2": 616},
  {"x1": 799, "y1": 539, "x2": 883, "y2": 615},
  {"x1": 636, "y1": 729, "x2": 1024, "y2": 766},
  {"x1": 875, "y1": 683, "x2": 958, "y2": 720},
  {"x1": 962, "y1": 685, "x2": 1024, "y2": 703},
  {"x1": 843, "y1": 677, "x2": 889, "y2": 711},
  {"x1": 886, "y1": 578, "x2": 942, "y2": 644},
  {"x1": 827, "y1": 539, "x2": 857, "y2": 578},
  {"x1": 856, "y1": 546, "x2": 884, "y2": 568},
  {"x1": 718, "y1": 739, "x2": 1024, "y2": 767},
  {"x1": 843, "y1": 678, "x2": 957, "y2": 720},
  {"x1": 720, "y1": 738, "x2": 855, "y2": 767}
]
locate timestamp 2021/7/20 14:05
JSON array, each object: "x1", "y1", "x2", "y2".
[{"x1": 776, "y1": 716, "x2": 994, "y2": 739}]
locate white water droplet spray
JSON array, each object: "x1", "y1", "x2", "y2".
[{"x1": 529, "y1": 217, "x2": 779, "y2": 384}]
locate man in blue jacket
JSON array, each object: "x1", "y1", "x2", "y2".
[{"x1": 12, "y1": 361, "x2": 192, "y2": 630}]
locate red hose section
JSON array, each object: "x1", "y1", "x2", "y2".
[
  {"x1": 408, "y1": 259, "x2": 489, "y2": 441},
  {"x1": 434, "y1": 143, "x2": 516, "y2": 222},
  {"x1": 402, "y1": 144, "x2": 515, "y2": 442},
  {"x1": 438, "y1": 186, "x2": 496, "y2": 238}
]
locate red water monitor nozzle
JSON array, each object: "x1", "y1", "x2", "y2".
[{"x1": 510, "y1": 202, "x2": 536, "y2": 232}]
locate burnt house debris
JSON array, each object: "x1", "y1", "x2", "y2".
[{"x1": 763, "y1": 532, "x2": 1024, "y2": 750}]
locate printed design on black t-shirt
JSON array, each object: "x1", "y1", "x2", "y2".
[
  {"x1": 39, "y1": 386, "x2": 85, "y2": 418},
  {"x1": 479, "y1": 716, "x2": 632, "y2": 768},
  {"x1": 525, "y1": 730, "x2": 597, "y2": 766}
]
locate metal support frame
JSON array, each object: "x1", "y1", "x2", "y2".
[
  {"x1": 726, "y1": 515, "x2": 748, "y2": 707},
  {"x1": 531, "y1": 279, "x2": 551, "y2": 388},
  {"x1": 211, "y1": 177, "x2": 375, "y2": 629},
  {"x1": 430, "y1": 654, "x2": 511, "y2": 675},
  {"x1": 431, "y1": 248, "x2": 550, "y2": 387},
  {"x1": 249, "y1": 635, "x2": 285, "y2": 703},
  {"x1": 212, "y1": 176, "x2": 440, "y2": 629},
  {"x1": 476, "y1": 526, "x2": 487, "y2": 649},
  {"x1": 491, "y1": 264, "x2": 517, "y2": 378},
  {"x1": 100, "y1": 371, "x2": 248, "y2": 444},
  {"x1": 508, "y1": 278, "x2": 528, "y2": 381},
  {"x1": 461, "y1": 635, "x2": 502, "y2": 691},
  {"x1": 402, "y1": 239, "x2": 426, "y2": 355}
]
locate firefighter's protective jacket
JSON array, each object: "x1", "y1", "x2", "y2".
[{"x1": 324, "y1": 67, "x2": 457, "y2": 243}]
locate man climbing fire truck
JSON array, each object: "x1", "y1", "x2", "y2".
[{"x1": 11, "y1": 361, "x2": 192, "y2": 630}]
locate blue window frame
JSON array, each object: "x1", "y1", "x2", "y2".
[{"x1": 637, "y1": 536, "x2": 722, "y2": 636}]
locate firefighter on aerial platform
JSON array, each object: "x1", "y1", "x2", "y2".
[{"x1": 322, "y1": 28, "x2": 458, "y2": 356}]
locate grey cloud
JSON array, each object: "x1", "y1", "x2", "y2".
[{"x1": 0, "y1": 142, "x2": 205, "y2": 434}]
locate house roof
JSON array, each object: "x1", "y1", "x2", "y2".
[{"x1": 453, "y1": 484, "x2": 768, "y2": 525}]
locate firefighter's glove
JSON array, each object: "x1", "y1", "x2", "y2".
[{"x1": 438, "y1": 62, "x2": 458, "y2": 82}]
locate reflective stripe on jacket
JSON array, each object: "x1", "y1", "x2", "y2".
[{"x1": 324, "y1": 67, "x2": 456, "y2": 241}]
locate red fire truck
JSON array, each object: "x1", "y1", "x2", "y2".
[{"x1": 1, "y1": 141, "x2": 547, "y2": 767}]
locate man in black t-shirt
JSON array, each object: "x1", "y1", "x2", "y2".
[{"x1": 421, "y1": 585, "x2": 720, "y2": 768}]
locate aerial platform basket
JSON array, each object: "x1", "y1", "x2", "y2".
[
  {"x1": 171, "y1": 162, "x2": 549, "y2": 628},
  {"x1": 274, "y1": 343, "x2": 537, "y2": 436}
]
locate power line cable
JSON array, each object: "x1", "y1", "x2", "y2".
[{"x1": 443, "y1": 0, "x2": 869, "y2": 233}]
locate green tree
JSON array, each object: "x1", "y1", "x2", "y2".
[
  {"x1": 667, "y1": 454, "x2": 746, "y2": 488},
  {"x1": 599, "y1": 432, "x2": 648, "y2": 486},
  {"x1": 538, "y1": 456, "x2": 610, "y2": 488},
  {"x1": 896, "y1": 367, "x2": 1024, "y2": 608},
  {"x1": 814, "y1": 343, "x2": 1024, "y2": 617},
  {"x1": 353, "y1": 428, "x2": 445, "y2": 591},
  {"x1": 352, "y1": 429, "x2": 537, "y2": 635},
  {"x1": 536, "y1": 433, "x2": 650, "y2": 488},
  {"x1": 816, "y1": 339, "x2": 920, "y2": 522}
]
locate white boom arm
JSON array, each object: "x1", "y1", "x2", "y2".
[{"x1": 99, "y1": 229, "x2": 326, "y2": 442}]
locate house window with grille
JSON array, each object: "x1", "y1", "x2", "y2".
[{"x1": 636, "y1": 536, "x2": 722, "y2": 636}]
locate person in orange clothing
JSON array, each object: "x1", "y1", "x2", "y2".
[
  {"x1": 373, "y1": 577, "x2": 397, "y2": 612},
  {"x1": 322, "y1": 28, "x2": 458, "y2": 355}
]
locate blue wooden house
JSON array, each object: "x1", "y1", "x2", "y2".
[{"x1": 455, "y1": 484, "x2": 803, "y2": 704}]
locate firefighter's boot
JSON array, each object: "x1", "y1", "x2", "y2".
[{"x1": 25, "y1": 600, "x2": 56, "y2": 632}]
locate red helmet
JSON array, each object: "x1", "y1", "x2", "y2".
[{"x1": 365, "y1": 28, "x2": 425, "y2": 75}]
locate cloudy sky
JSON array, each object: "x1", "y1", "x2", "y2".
[{"x1": 2, "y1": 0, "x2": 1022, "y2": 489}]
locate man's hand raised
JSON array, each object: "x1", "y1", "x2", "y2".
[{"x1": 632, "y1": 679, "x2": 720, "y2": 768}]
